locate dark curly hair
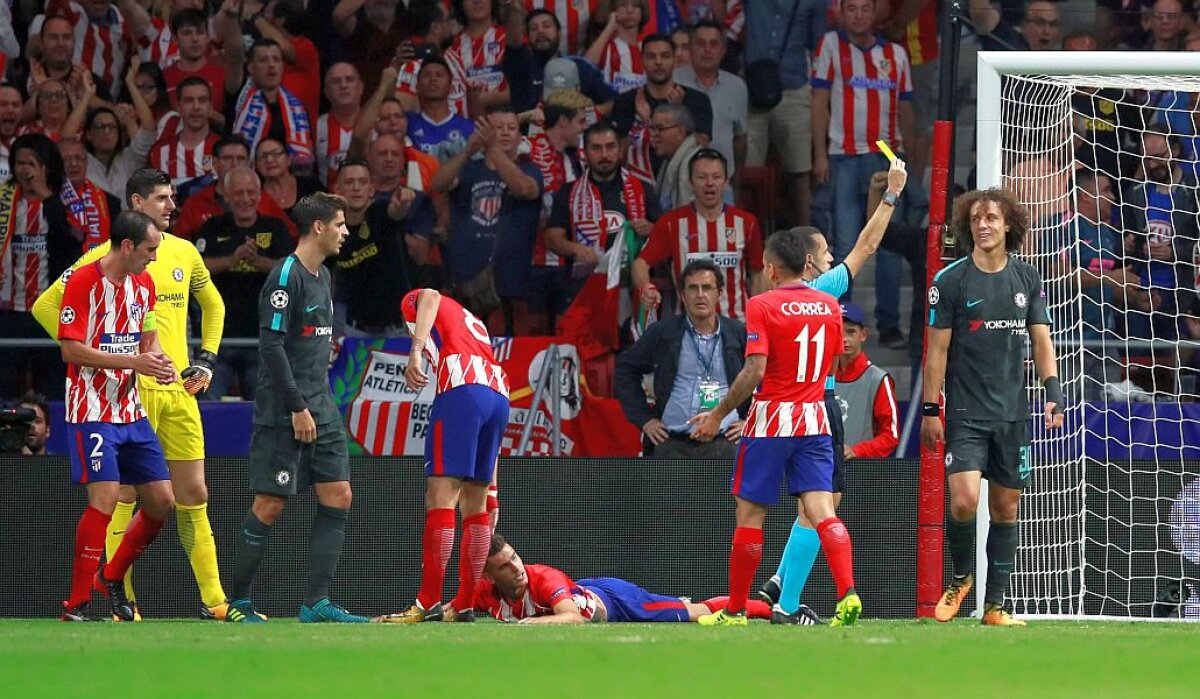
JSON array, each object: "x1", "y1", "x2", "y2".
[{"x1": 950, "y1": 187, "x2": 1030, "y2": 254}]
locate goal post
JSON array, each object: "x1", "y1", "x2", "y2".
[{"x1": 974, "y1": 51, "x2": 1200, "y2": 620}]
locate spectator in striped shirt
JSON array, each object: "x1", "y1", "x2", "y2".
[
  {"x1": 26, "y1": 14, "x2": 113, "y2": 108},
  {"x1": 810, "y1": 0, "x2": 914, "y2": 350},
  {"x1": 149, "y1": 77, "x2": 218, "y2": 191},
  {"x1": 586, "y1": 0, "x2": 650, "y2": 94},
  {"x1": 447, "y1": 0, "x2": 512, "y2": 114},
  {"x1": 162, "y1": 8, "x2": 228, "y2": 126},
  {"x1": 316, "y1": 63, "x2": 365, "y2": 189}
]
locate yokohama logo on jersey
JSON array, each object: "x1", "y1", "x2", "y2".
[{"x1": 59, "y1": 265, "x2": 155, "y2": 424}]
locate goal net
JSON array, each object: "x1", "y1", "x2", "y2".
[{"x1": 976, "y1": 52, "x2": 1200, "y2": 619}]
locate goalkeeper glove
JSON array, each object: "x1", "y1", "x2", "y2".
[{"x1": 181, "y1": 350, "x2": 217, "y2": 395}]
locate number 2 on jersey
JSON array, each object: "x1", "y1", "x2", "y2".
[{"x1": 794, "y1": 326, "x2": 827, "y2": 383}]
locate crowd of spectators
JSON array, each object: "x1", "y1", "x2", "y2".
[{"x1": 4, "y1": 0, "x2": 1200, "y2": 428}]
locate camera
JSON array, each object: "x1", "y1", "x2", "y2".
[{"x1": 0, "y1": 407, "x2": 36, "y2": 454}]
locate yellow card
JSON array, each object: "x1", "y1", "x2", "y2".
[{"x1": 875, "y1": 140, "x2": 897, "y2": 163}]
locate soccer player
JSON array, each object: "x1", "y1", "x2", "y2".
[
  {"x1": 921, "y1": 188, "x2": 1064, "y2": 627},
  {"x1": 473, "y1": 534, "x2": 772, "y2": 623},
  {"x1": 379, "y1": 288, "x2": 510, "y2": 623},
  {"x1": 690, "y1": 227, "x2": 861, "y2": 627},
  {"x1": 33, "y1": 168, "x2": 231, "y2": 621},
  {"x1": 227, "y1": 192, "x2": 366, "y2": 623},
  {"x1": 59, "y1": 210, "x2": 177, "y2": 622},
  {"x1": 761, "y1": 159, "x2": 908, "y2": 625}
]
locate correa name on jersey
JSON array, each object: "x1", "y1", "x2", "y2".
[{"x1": 780, "y1": 300, "x2": 835, "y2": 316}]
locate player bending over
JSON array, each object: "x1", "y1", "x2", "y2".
[
  {"x1": 474, "y1": 534, "x2": 772, "y2": 623},
  {"x1": 377, "y1": 288, "x2": 510, "y2": 623},
  {"x1": 33, "y1": 169, "x2": 231, "y2": 621},
  {"x1": 761, "y1": 159, "x2": 907, "y2": 625},
  {"x1": 921, "y1": 188, "x2": 1064, "y2": 627},
  {"x1": 690, "y1": 227, "x2": 861, "y2": 627},
  {"x1": 59, "y1": 211, "x2": 178, "y2": 621},
  {"x1": 226, "y1": 193, "x2": 368, "y2": 623}
]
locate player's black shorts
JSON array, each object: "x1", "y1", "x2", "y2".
[
  {"x1": 248, "y1": 422, "x2": 350, "y2": 496},
  {"x1": 945, "y1": 419, "x2": 1031, "y2": 491},
  {"x1": 825, "y1": 389, "x2": 846, "y2": 493}
]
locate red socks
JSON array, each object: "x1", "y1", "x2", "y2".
[
  {"x1": 704, "y1": 596, "x2": 771, "y2": 619},
  {"x1": 102, "y1": 510, "x2": 164, "y2": 581},
  {"x1": 451, "y1": 512, "x2": 491, "y2": 612},
  {"x1": 817, "y1": 517, "x2": 856, "y2": 599},
  {"x1": 417, "y1": 508, "x2": 456, "y2": 609},
  {"x1": 727, "y1": 526, "x2": 763, "y2": 614},
  {"x1": 68, "y1": 506, "x2": 110, "y2": 607}
]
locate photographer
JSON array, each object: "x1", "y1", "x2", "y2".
[{"x1": 19, "y1": 390, "x2": 50, "y2": 455}]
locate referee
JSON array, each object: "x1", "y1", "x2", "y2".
[
  {"x1": 921, "y1": 187, "x2": 1065, "y2": 627},
  {"x1": 226, "y1": 192, "x2": 367, "y2": 623}
]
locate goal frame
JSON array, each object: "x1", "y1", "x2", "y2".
[{"x1": 974, "y1": 51, "x2": 1200, "y2": 620}]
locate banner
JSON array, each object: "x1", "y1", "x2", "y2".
[{"x1": 329, "y1": 336, "x2": 641, "y2": 457}]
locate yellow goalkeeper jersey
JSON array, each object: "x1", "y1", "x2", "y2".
[{"x1": 31, "y1": 233, "x2": 226, "y2": 392}]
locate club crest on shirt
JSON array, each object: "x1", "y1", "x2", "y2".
[
  {"x1": 725, "y1": 226, "x2": 737, "y2": 240},
  {"x1": 130, "y1": 302, "x2": 145, "y2": 323},
  {"x1": 1014, "y1": 292, "x2": 1027, "y2": 308},
  {"x1": 173, "y1": 267, "x2": 184, "y2": 282},
  {"x1": 876, "y1": 58, "x2": 892, "y2": 75},
  {"x1": 256, "y1": 232, "x2": 273, "y2": 248}
]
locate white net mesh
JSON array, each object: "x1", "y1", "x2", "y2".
[{"x1": 992, "y1": 71, "x2": 1200, "y2": 618}]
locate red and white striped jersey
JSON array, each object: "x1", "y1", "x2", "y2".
[
  {"x1": 149, "y1": 131, "x2": 218, "y2": 187},
  {"x1": 811, "y1": 31, "x2": 913, "y2": 156},
  {"x1": 473, "y1": 564, "x2": 600, "y2": 622},
  {"x1": 401, "y1": 289, "x2": 509, "y2": 398},
  {"x1": 741, "y1": 285, "x2": 842, "y2": 439},
  {"x1": 528, "y1": 133, "x2": 581, "y2": 267},
  {"x1": 600, "y1": 36, "x2": 645, "y2": 94},
  {"x1": 47, "y1": 0, "x2": 135, "y2": 99},
  {"x1": 396, "y1": 57, "x2": 470, "y2": 116},
  {"x1": 136, "y1": 15, "x2": 179, "y2": 68},
  {"x1": 0, "y1": 195, "x2": 51, "y2": 312},
  {"x1": 624, "y1": 121, "x2": 654, "y2": 184},
  {"x1": 638, "y1": 204, "x2": 764, "y2": 320},
  {"x1": 58, "y1": 261, "x2": 157, "y2": 424},
  {"x1": 725, "y1": 0, "x2": 745, "y2": 41},
  {"x1": 525, "y1": 0, "x2": 598, "y2": 56},
  {"x1": 316, "y1": 113, "x2": 354, "y2": 189},
  {"x1": 445, "y1": 25, "x2": 509, "y2": 94}
]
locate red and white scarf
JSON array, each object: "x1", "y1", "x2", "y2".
[
  {"x1": 60, "y1": 179, "x2": 111, "y2": 251},
  {"x1": 567, "y1": 169, "x2": 647, "y2": 253},
  {"x1": 233, "y1": 82, "x2": 313, "y2": 166}
]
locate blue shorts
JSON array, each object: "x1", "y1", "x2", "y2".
[
  {"x1": 732, "y1": 435, "x2": 834, "y2": 505},
  {"x1": 425, "y1": 384, "x2": 510, "y2": 482},
  {"x1": 576, "y1": 577, "x2": 690, "y2": 623},
  {"x1": 67, "y1": 419, "x2": 169, "y2": 486}
]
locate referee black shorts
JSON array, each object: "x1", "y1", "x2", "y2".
[{"x1": 825, "y1": 389, "x2": 846, "y2": 494}]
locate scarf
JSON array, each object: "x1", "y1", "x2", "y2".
[
  {"x1": 233, "y1": 82, "x2": 313, "y2": 166},
  {"x1": 0, "y1": 182, "x2": 15, "y2": 265},
  {"x1": 567, "y1": 169, "x2": 647, "y2": 253},
  {"x1": 60, "y1": 179, "x2": 111, "y2": 251}
]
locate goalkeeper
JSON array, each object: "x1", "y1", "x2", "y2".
[
  {"x1": 920, "y1": 187, "x2": 1064, "y2": 627},
  {"x1": 33, "y1": 169, "x2": 233, "y2": 621}
]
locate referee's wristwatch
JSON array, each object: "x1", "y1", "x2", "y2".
[{"x1": 881, "y1": 190, "x2": 900, "y2": 207}]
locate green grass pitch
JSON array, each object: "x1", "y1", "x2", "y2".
[{"x1": 3, "y1": 619, "x2": 1198, "y2": 698}]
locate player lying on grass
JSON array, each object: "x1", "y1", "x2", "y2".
[{"x1": 463, "y1": 534, "x2": 772, "y2": 623}]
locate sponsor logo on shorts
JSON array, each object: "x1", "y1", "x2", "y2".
[
  {"x1": 945, "y1": 452, "x2": 953, "y2": 467},
  {"x1": 270, "y1": 290, "x2": 289, "y2": 309},
  {"x1": 275, "y1": 470, "x2": 291, "y2": 486}
]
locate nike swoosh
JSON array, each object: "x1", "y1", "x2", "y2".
[
  {"x1": 306, "y1": 304, "x2": 320, "y2": 312},
  {"x1": 966, "y1": 299, "x2": 983, "y2": 308}
]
